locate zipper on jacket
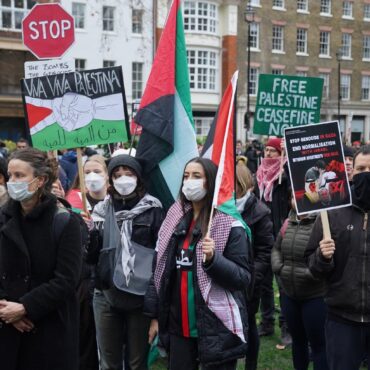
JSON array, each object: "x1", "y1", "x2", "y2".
[{"x1": 361, "y1": 212, "x2": 368, "y2": 322}]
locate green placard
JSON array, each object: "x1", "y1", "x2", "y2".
[
  {"x1": 21, "y1": 66, "x2": 130, "y2": 151},
  {"x1": 253, "y1": 74, "x2": 323, "y2": 137}
]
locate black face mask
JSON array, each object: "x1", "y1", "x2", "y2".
[{"x1": 353, "y1": 172, "x2": 370, "y2": 211}]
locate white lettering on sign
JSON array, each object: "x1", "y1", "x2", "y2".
[{"x1": 28, "y1": 19, "x2": 72, "y2": 40}]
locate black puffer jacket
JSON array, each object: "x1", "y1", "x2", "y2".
[
  {"x1": 144, "y1": 213, "x2": 251, "y2": 366},
  {"x1": 240, "y1": 192, "x2": 274, "y2": 313},
  {"x1": 306, "y1": 204, "x2": 370, "y2": 323},
  {"x1": 272, "y1": 211, "x2": 326, "y2": 300}
]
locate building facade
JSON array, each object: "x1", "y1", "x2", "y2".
[
  {"x1": 157, "y1": 0, "x2": 238, "y2": 139},
  {"x1": 237, "y1": 0, "x2": 370, "y2": 144}
]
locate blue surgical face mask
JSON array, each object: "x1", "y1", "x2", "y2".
[{"x1": 7, "y1": 178, "x2": 38, "y2": 202}]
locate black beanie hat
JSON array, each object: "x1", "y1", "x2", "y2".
[
  {"x1": 107, "y1": 154, "x2": 143, "y2": 179},
  {"x1": 343, "y1": 145, "x2": 354, "y2": 158}
]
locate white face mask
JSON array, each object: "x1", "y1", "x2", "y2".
[
  {"x1": 7, "y1": 178, "x2": 37, "y2": 202},
  {"x1": 85, "y1": 172, "x2": 106, "y2": 192},
  {"x1": 182, "y1": 179, "x2": 206, "y2": 202},
  {"x1": 113, "y1": 175, "x2": 137, "y2": 196}
]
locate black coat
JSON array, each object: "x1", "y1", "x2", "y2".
[
  {"x1": 306, "y1": 204, "x2": 370, "y2": 323},
  {"x1": 241, "y1": 193, "x2": 274, "y2": 314},
  {"x1": 144, "y1": 214, "x2": 251, "y2": 366},
  {"x1": 0, "y1": 195, "x2": 82, "y2": 370},
  {"x1": 87, "y1": 195, "x2": 165, "y2": 310}
]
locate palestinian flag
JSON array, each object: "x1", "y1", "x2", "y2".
[
  {"x1": 135, "y1": 0, "x2": 198, "y2": 210},
  {"x1": 202, "y1": 71, "x2": 250, "y2": 236}
]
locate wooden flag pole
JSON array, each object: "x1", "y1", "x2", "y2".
[
  {"x1": 321, "y1": 210, "x2": 331, "y2": 239},
  {"x1": 76, "y1": 148, "x2": 88, "y2": 215},
  {"x1": 278, "y1": 148, "x2": 285, "y2": 185},
  {"x1": 203, "y1": 206, "x2": 215, "y2": 263}
]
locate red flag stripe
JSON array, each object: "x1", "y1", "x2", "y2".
[{"x1": 26, "y1": 103, "x2": 53, "y2": 128}]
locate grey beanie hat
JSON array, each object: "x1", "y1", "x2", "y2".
[{"x1": 107, "y1": 154, "x2": 143, "y2": 179}]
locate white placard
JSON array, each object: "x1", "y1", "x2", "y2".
[{"x1": 24, "y1": 59, "x2": 75, "y2": 78}]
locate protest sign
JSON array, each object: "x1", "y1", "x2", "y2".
[
  {"x1": 21, "y1": 66, "x2": 130, "y2": 151},
  {"x1": 284, "y1": 121, "x2": 351, "y2": 215},
  {"x1": 254, "y1": 74, "x2": 323, "y2": 137},
  {"x1": 25, "y1": 59, "x2": 75, "y2": 79}
]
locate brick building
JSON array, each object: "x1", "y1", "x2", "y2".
[{"x1": 237, "y1": 0, "x2": 370, "y2": 144}]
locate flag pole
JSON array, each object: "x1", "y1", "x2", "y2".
[
  {"x1": 203, "y1": 206, "x2": 215, "y2": 263},
  {"x1": 76, "y1": 148, "x2": 89, "y2": 215}
]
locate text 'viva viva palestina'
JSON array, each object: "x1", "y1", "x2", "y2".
[{"x1": 23, "y1": 70, "x2": 122, "y2": 99}]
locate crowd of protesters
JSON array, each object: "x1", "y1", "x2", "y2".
[{"x1": 0, "y1": 137, "x2": 369, "y2": 370}]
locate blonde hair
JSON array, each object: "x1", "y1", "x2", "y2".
[
  {"x1": 84, "y1": 155, "x2": 108, "y2": 174},
  {"x1": 236, "y1": 162, "x2": 254, "y2": 197}
]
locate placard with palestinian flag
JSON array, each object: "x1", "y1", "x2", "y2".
[{"x1": 21, "y1": 66, "x2": 130, "y2": 151}]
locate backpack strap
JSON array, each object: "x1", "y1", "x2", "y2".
[{"x1": 53, "y1": 207, "x2": 71, "y2": 246}]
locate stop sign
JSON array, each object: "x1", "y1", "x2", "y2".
[{"x1": 22, "y1": 3, "x2": 75, "y2": 60}]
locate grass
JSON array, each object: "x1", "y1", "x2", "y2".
[{"x1": 150, "y1": 286, "x2": 306, "y2": 370}]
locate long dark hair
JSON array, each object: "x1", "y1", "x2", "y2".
[
  {"x1": 179, "y1": 157, "x2": 217, "y2": 236},
  {"x1": 9, "y1": 148, "x2": 58, "y2": 194}
]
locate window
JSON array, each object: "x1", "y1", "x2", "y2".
[
  {"x1": 75, "y1": 59, "x2": 86, "y2": 71},
  {"x1": 319, "y1": 31, "x2": 330, "y2": 56},
  {"x1": 103, "y1": 6, "x2": 115, "y2": 31},
  {"x1": 365, "y1": 4, "x2": 370, "y2": 20},
  {"x1": 0, "y1": 0, "x2": 35, "y2": 30},
  {"x1": 194, "y1": 117, "x2": 213, "y2": 137},
  {"x1": 296, "y1": 71, "x2": 307, "y2": 77},
  {"x1": 340, "y1": 74, "x2": 350, "y2": 100},
  {"x1": 249, "y1": 67, "x2": 259, "y2": 96},
  {"x1": 272, "y1": 69, "x2": 283, "y2": 75},
  {"x1": 297, "y1": 0, "x2": 308, "y2": 12},
  {"x1": 132, "y1": 9, "x2": 143, "y2": 34},
  {"x1": 183, "y1": 1, "x2": 217, "y2": 34},
  {"x1": 72, "y1": 3, "x2": 85, "y2": 29},
  {"x1": 296, "y1": 28, "x2": 307, "y2": 54},
  {"x1": 320, "y1": 0, "x2": 331, "y2": 15},
  {"x1": 272, "y1": 25, "x2": 284, "y2": 52},
  {"x1": 103, "y1": 60, "x2": 115, "y2": 68},
  {"x1": 319, "y1": 73, "x2": 330, "y2": 98},
  {"x1": 249, "y1": 23, "x2": 259, "y2": 50},
  {"x1": 250, "y1": 0, "x2": 260, "y2": 6},
  {"x1": 341, "y1": 33, "x2": 352, "y2": 58},
  {"x1": 187, "y1": 49, "x2": 217, "y2": 91},
  {"x1": 342, "y1": 1, "x2": 353, "y2": 18},
  {"x1": 364, "y1": 36, "x2": 370, "y2": 60},
  {"x1": 273, "y1": 0, "x2": 284, "y2": 8},
  {"x1": 132, "y1": 62, "x2": 143, "y2": 100},
  {"x1": 362, "y1": 76, "x2": 370, "y2": 100}
]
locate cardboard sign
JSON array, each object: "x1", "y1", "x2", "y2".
[
  {"x1": 284, "y1": 121, "x2": 351, "y2": 215},
  {"x1": 254, "y1": 74, "x2": 323, "y2": 137},
  {"x1": 21, "y1": 66, "x2": 130, "y2": 151},
  {"x1": 24, "y1": 59, "x2": 75, "y2": 78}
]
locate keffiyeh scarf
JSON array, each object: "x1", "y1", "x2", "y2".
[{"x1": 154, "y1": 201, "x2": 246, "y2": 342}]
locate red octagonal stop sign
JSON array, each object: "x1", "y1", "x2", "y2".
[{"x1": 22, "y1": 3, "x2": 75, "y2": 60}]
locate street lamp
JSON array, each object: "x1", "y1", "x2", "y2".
[
  {"x1": 336, "y1": 48, "x2": 342, "y2": 122},
  {"x1": 244, "y1": 3, "x2": 255, "y2": 142}
]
